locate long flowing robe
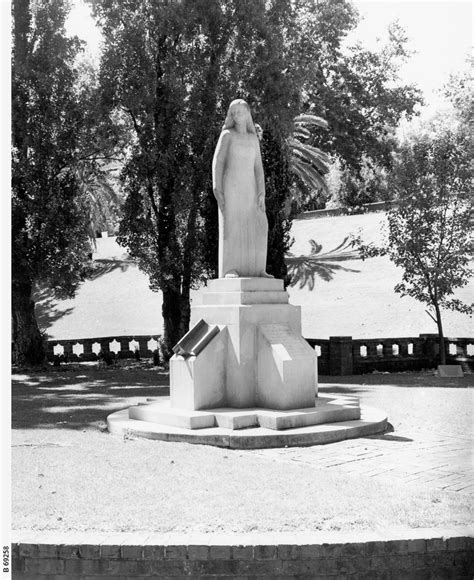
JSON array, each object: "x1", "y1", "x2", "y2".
[{"x1": 216, "y1": 133, "x2": 268, "y2": 277}]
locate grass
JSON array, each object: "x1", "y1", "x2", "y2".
[
  {"x1": 11, "y1": 365, "x2": 473, "y2": 535},
  {"x1": 36, "y1": 213, "x2": 474, "y2": 342}
]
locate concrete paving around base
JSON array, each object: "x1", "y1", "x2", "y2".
[
  {"x1": 292, "y1": 376, "x2": 474, "y2": 493},
  {"x1": 105, "y1": 372, "x2": 473, "y2": 486}
]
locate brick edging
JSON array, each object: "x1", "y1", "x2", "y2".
[{"x1": 12, "y1": 527, "x2": 474, "y2": 578}]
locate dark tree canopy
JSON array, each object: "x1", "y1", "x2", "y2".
[
  {"x1": 88, "y1": 0, "x2": 428, "y2": 355},
  {"x1": 12, "y1": 0, "x2": 95, "y2": 365},
  {"x1": 304, "y1": 19, "x2": 422, "y2": 173},
  {"x1": 92, "y1": 0, "x2": 306, "y2": 355},
  {"x1": 11, "y1": 0, "x2": 433, "y2": 365}
]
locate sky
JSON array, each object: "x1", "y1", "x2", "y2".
[
  {"x1": 67, "y1": 0, "x2": 472, "y2": 119},
  {"x1": 348, "y1": 1, "x2": 472, "y2": 115}
]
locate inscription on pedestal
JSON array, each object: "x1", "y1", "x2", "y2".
[{"x1": 260, "y1": 324, "x2": 313, "y2": 358}]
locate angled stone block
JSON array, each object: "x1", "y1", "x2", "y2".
[
  {"x1": 190, "y1": 302, "x2": 305, "y2": 408},
  {"x1": 170, "y1": 327, "x2": 228, "y2": 410},
  {"x1": 256, "y1": 324, "x2": 316, "y2": 410}
]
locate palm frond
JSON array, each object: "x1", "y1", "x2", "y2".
[
  {"x1": 290, "y1": 140, "x2": 330, "y2": 174},
  {"x1": 288, "y1": 113, "x2": 330, "y2": 206},
  {"x1": 293, "y1": 127, "x2": 311, "y2": 140},
  {"x1": 294, "y1": 114, "x2": 329, "y2": 130},
  {"x1": 290, "y1": 159, "x2": 327, "y2": 192}
]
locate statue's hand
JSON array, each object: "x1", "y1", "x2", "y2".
[{"x1": 257, "y1": 194, "x2": 265, "y2": 211}]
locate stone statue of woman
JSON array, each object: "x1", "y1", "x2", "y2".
[{"x1": 212, "y1": 99, "x2": 272, "y2": 279}]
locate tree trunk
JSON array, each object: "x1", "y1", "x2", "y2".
[
  {"x1": 179, "y1": 288, "x2": 191, "y2": 339},
  {"x1": 434, "y1": 302, "x2": 446, "y2": 365},
  {"x1": 161, "y1": 286, "x2": 183, "y2": 361},
  {"x1": 12, "y1": 280, "x2": 45, "y2": 366}
]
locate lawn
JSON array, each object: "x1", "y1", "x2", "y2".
[
  {"x1": 36, "y1": 213, "x2": 474, "y2": 342},
  {"x1": 11, "y1": 365, "x2": 473, "y2": 535}
]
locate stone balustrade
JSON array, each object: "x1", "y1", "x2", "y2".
[
  {"x1": 46, "y1": 333, "x2": 473, "y2": 374},
  {"x1": 306, "y1": 334, "x2": 474, "y2": 375},
  {"x1": 46, "y1": 334, "x2": 161, "y2": 362}
]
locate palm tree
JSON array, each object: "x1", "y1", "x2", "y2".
[
  {"x1": 288, "y1": 114, "x2": 331, "y2": 211},
  {"x1": 75, "y1": 161, "x2": 123, "y2": 242}
]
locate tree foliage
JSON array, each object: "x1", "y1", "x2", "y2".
[
  {"x1": 12, "y1": 0, "x2": 96, "y2": 365},
  {"x1": 295, "y1": 8, "x2": 423, "y2": 208},
  {"x1": 311, "y1": 20, "x2": 422, "y2": 172},
  {"x1": 91, "y1": 0, "x2": 306, "y2": 356},
  {"x1": 288, "y1": 114, "x2": 330, "y2": 211},
  {"x1": 325, "y1": 155, "x2": 391, "y2": 209},
  {"x1": 354, "y1": 128, "x2": 473, "y2": 364},
  {"x1": 87, "y1": 0, "x2": 428, "y2": 356},
  {"x1": 443, "y1": 62, "x2": 473, "y2": 126}
]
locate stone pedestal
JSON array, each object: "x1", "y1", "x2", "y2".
[
  {"x1": 108, "y1": 277, "x2": 381, "y2": 445},
  {"x1": 170, "y1": 278, "x2": 317, "y2": 410},
  {"x1": 119, "y1": 277, "x2": 371, "y2": 442}
]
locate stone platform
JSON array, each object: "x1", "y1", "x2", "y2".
[
  {"x1": 129, "y1": 394, "x2": 360, "y2": 430},
  {"x1": 107, "y1": 276, "x2": 388, "y2": 448},
  {"x1": 107, "y1": 395, "x2": 387, "y2": 449}
]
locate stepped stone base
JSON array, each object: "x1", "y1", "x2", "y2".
[
  {"x1": 129, "y1": 394, "x2": 360, "y2": 431},
  {"x1": 107, "y1": 276, "x2": 388, "y2": 448},
  {"x1": 107, "y1": 398, "x2": 387, "y2": 449}
]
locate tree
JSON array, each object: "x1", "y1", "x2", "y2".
[
  {"x1": 12, "y1": 0, "x2": 96, "y2": 365},
  {"x1": 92, "y1": 0, "x2": 305, "y2": 357},
  {"x1": 317, "y1": 20, "x2": 421, "y2": 171},
  {"x1": 295, "y1": 6, "x2": 423, "y2": 207},
  {"x1": 443, "y1": 62, "x2": 473, "y2": 126},
  {"x1": 354, "y1": 129, "x2": 473, "y2": 365},
  {"x1": 91, "y1": 0, "x2": 425, "y2": 357},
  {"x1": 73, "y1": 58, "x2": 126, "y2": 238},
  {"x1": 325, "y1": 155, "x2": 391, "y2": 209}
]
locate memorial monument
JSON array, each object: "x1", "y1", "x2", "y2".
[{"x1": 108, "y1": 100, "x2": 387, "y2": 447}]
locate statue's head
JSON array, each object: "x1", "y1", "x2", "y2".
[{"x1": 223, "y1": 99, "x2": 256, "y2": 134}]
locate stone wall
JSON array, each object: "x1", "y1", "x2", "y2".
[
  {"x1": 298, "y1": 200, "x2": 398, "y2": 220},
  {"x1": 11, "y1": 529, "x2": 474, "y2": 578},
  {"x1": 46, "y1": 333, "x2": 474, "y2": 374},
  {"x1": 307, "y1": 335, "x2": 474, "y2": 375}
]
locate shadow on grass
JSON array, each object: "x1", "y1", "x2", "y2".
[
  {"x1": 12, "y1": 368, "x2": 169, "y2": 431},
  {"x1": 368, "y1": 433, "x2": 414, "y2": 442},
  {"x1": 318, "y1": 374, "x2": 473, "y2": 389},
  {"x1": 286, "y1": 237, "x2": 361, "y2": 290},
  {"x1": 34, "y1": 287, "x2": 75, "y2": 337},
  {"x1": 13, "y1": 367, "x2": 472, "y2": 432},
  {"x1": 34, "y1": 260, "x2": 133, "y2": 337},
  {"x1": 87, "y1": 259, "x2": 133, "y2": 280},
  {"x1": 318, "y1": 385, "x2": 370, "y2": 395}
]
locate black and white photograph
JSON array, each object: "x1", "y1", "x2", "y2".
[{"x1": 5, "y1": 0, "x2": 473, "y2": 577}]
